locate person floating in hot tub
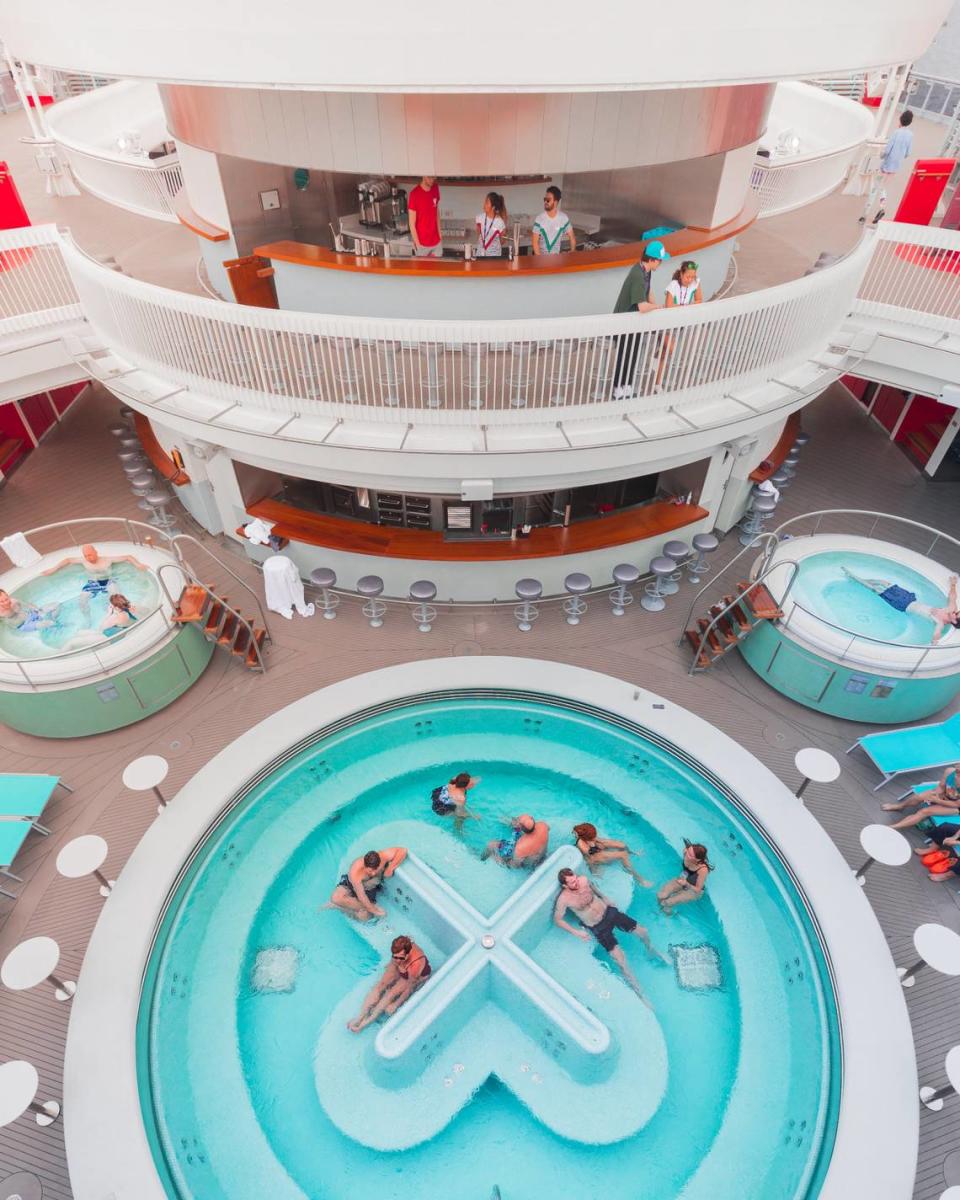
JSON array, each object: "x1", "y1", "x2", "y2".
[
  {"x1": 843, "y1": 568, "x2": 960, "y2": 644},
  {"x1": 42, "y1": 543, "x2": 146, "y2": 613},
  {"x1": 481, "y1": 813, "x2": 549, "y2": 868},
  {"x1": 101, "y1": 593, "x2": 138, "y2": 637},
  {"x1": 0, "y1": 588, "x2": 59, "y2": 633},
  {"x1": 325, "y1": 845, "x2": 408, "y2": 922},
  {"x1": 431, "y1": 770, "x2": 481, "y2": 836},
  {"x1": 347, "y1": 935, "x2": 431, "y2": 1033},
  {"x1": 553, "y1": 867, "x2": 666, "y2": 1004}
]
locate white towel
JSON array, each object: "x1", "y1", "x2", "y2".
[
  {"x1": 243, "y1": 518, "x2": 275, "y2": 547},
  {"x1": 262, "y1": 554, "x2": 314, "y2": 619},
  {"x1": 1, "y1": 532, "x2": 41, "y2": 568}
]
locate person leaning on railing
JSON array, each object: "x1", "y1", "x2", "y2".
[{"x1": 610, "y1": 240, "x2": 668, "y2": 400}]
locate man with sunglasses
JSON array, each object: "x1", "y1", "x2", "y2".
[
  {"x1": 347, "y1": 934, "x2": 432, "y2": 1032},
  {"x1": 611, "y1": 240, "x2": 668, "y2": 399},
  {"x1": 531, "y1": 185, "x2": 576, "y2": 256}
]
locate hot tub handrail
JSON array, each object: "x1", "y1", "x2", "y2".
[
  {"x1": 154, "y1": 561, "x2": 268, "y2": 672},
  {"x1": 771, "y1": 509, "x2": 960, "y2": 561},
  {"x1": 677, "y1": 531, "x2": 781, "y2": 645},
  {"x1": 168, "y1": 533, "x2": 272, "y2": 642}
]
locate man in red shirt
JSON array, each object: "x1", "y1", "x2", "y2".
[{"x1": 408, "y1": 175, "x2": 442, "y2": 257}]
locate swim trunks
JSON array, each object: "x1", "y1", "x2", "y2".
[
  {"x1": 338, "y1": 873, "x2": 382, "y2": 903},
  {"x1": 431, "y1": 785, "x2": 457, "y2": 816},
  {"x1": 590, "y1": 905, "x2": 638, "y2": 951},
  {"x1": 16, "y1": 608, "x2": 47, "y2": 633},
  {"x1": 879, "y1": 585, "x2": 917, "y2": 612}
]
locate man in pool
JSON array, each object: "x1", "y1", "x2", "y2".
[
  {"x1": 481, "y1": 813, "x2": 549, "y2": 868},
  {"x1": 43, "y1": 543, "x2": 147, "y2": 613},
  {"x1": 553, "y1": 867, "x2": 665, "y2": 1003},
  {"x1": 347, "y1": 934, "x2": 431, "y2": 1033},
  {"x1": 326, "y1": 845, "x2": 408, "y2": 921},
  {"x1": 842, "y1": 567, "x2": 960, "y2": 644},
  {"x1": 0, "y1": 588, "x2": 58, "y2": 633}
]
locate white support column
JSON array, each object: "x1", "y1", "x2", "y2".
[{"x1": 3, "y1": 52, "x2": 79, "y2": 197}]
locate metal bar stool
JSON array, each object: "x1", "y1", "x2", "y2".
[
  {"x1": 642, "y1": 556, "x2": 674, "y2": 612},
  {"x1": 687, "y1": 533, "x2": 719, "y2": 583},
  {"x1": 145, "y1": 491, "x2": 181, "y2": 536},
  {"x1": 781, "y1": 452, "x2": 800, "y2": 479},
  {"x1": 770, "y1": 468, "x2": 791, "y2": 491},
  {"x1": 562, "y1": 572, "x2": 591, "y2": 625},
  {"x1": 739, "y1": 494, "x2": 777, "y2": 546},
  {"x1": 548, "y1": 341, "x2": 573, "y2": 407},
  {"x1": 410, "y1": 580, "x2": 437, "y2": 632},
  {"x1": 661, "y1": 540, "x2": 690, "y2": 595},
  {"x1": 377, "y1": 341, "x2": 401, "y2": 408},
  {"x1": 109, "y1": 422, "x2": 130, "y2": 438},
  {"x1": 509, "y1": 343, "x2": 531, "y2": 409},
  {"x1": 792, "y1": 431, "x2": 811, "y2": 451},
  {"x1": 118, "y1": 449, "x2": 146, "y2": 468},
  {"x1": 130, "y1": 471, "x2": 157, "y2": 512},
  {"x1": 420, "y1": 345, "x2": 443, "y2": 409},
  {"x1": 515, "y1": 578, "x2": 542, "y2": 631},
  {"x1": 310, "y1": 568, "x2": 339, "y2": 620},
  {"x1": 356, "y1": 575, "x2": 386, "y2": 627},
  {"x1": 464, "y1": 343, "x2": 486, "y2": 410},
  {"x1": 590, "y1": 336, "x2": 614, "y2": 400},
  {"x1": 610, "y1": 563, "x2": 640, "y2": 615}
]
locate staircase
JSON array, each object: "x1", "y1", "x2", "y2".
[
  {"x1": 683, "y1": 579, "x2": 784, "y2": 671},
  {"x1": 171, "y1": 582, "x2": 268, "y2": 671}
]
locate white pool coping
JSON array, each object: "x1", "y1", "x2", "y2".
[
  {"x1": 63, "y1": 658, "x2": 918, "y2": 1200},
  {"x1": 0, "y1": 541, "x2": 186, "y2": 689},
  {"x1": 765, "y1": 532, "x2": 960, "y2": 675}
]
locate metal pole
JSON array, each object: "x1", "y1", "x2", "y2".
[
  {"x1": 899, "y1": 958, "x2": 926, "y2": 986},
  {"x1": 854, "y1": 857, "x2": 875, "y2": 884}
]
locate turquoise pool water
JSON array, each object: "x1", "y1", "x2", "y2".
[
  {"x1": 139, "y1": 696, "x2": 840, "y2": 1200},
  {"x1": 792, "y1": 550, "x2": 949, "y2": 645},
  {"x1": 0, "y1": 562, "x2": 158, "y2": 657}
]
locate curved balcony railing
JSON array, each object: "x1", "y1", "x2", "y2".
[
  {"x1": 750, "y1": 144, "x2": 865, "y2": 218},
  {"x1": 44, "y1": 81, "x2": 182, "y2": 222},
  {"x1": 853, "y1": 221, "x2": 960, "y2": 336},
  {"x1": 0, "y1": 224, "x2": 81, "y2": 335}
]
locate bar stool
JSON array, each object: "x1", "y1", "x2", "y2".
[
  {"x1": 921, "y1": 1046, "x2": 960, "y2": 1112},
  {"x1": 376, "y1": 341, "x2": 401, "y2": 408},
  {"x1": 130, "y1": 471, "x2": 156, "y2": 512},
  {"x1": 464, "y1": 344, "x2": 486, "y2": 410},
  {"x1": 0, "y1": 1061, "x2": 59, "y2": 1129},
  {"x1": 562, "y1": 572, "x2": 591, "y2": 625},
  {"x1": 739, "y1": 494, "x2": 777, "y2": 546},
  {"x1": 109, "y1": 422, "x2": 130, "y2": 438},
  {"x1": 793, "y1": 431, "x2": 811, "y2": 450},
  {"x1": 782, "y1": 452, "x2": 800, "y2": 479},
  {"x1": 509, "y1": 343, "x2": 531, "y2": 409},
  {"x1": 409, "y1": 580, "x2": 437, "y2": 633},
  {"x1": 687, "y1": 533, "x2": 719, "y2": 583},
  {"x1": 548, "y1": 341, "x2": 573, "y2": 407},
  {"x1": 898, "y1": 923, "x2": 960, "y2": 990},
  {"x1": 56, "y1": 834, "x2": 114, "y2": 899},
  {"x1": 1, "y1": 936, "x2": 75, "y2": 1002},
  {"x1": 515, "y1": 578, "x2": 542, "y2": 632},
  {"x1": 609, "y1": 563, "x2": 639, "y2": 616},
  {"x1": 357, "y1": 575, "x2": 386, "y2": 628},
  {"x1": 661, "y1": 540, "x2": 689, "y2": 595},
  {"x1": 118, "y1": 436, "x2": 140, "y2": 451},
  {"x1": 119, "y1": 406, "x2": 134, "y2": 421},
  {"x1": 121, "y1": 459, "x2": 147, "y2": 477},
  {"x1": 770, "y1": 468, "x2": 791, "y2": 490},
  {"x1": 310, "y1": 568, "x2": 339, "y2": 620},
  {"x1": 123, "y1": 754, "x2": 170, "y2": 815},
  {"x1": 146, "y1": 491, "x2": 181, "y2": 536},
  {"x1": 118, "y1": 449, "x2": 145, "y2": 468},
  {"x1": 642, "y1": 556, "x2": 674, "y2": 612}
]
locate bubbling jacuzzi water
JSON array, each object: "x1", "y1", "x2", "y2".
[{"x1": 139, "y1": 697, "x2": 840, "y2": 1200}]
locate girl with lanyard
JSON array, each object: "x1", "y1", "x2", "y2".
[
  {"x1": 657, "y1": 259, "x2": 703, "y2": 387},
  {"x1": 475, "y1": 192, "x2": 508, "y2": 258}
]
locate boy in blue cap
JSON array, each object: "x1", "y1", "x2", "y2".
[{"x1": 611, "y1": 240, "x2": 668, "y2": 399}]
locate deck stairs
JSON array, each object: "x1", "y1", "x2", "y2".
[{"x1": 683, "y1": 579, "x2": 783, "y2": 671}]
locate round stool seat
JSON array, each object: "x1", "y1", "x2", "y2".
[
  {"x1": 612, "y1": 563, "x2": 640, "y2": 586},
  {"x1": 109, "y1": 424, "x2": 129, "y2": 437},
  {"x1": 515, "y1": 578, "x2": 543, "y2": 600},
  {"x1": 793, "y1": 431, "x2": 811, "y2": 447},
  {"x1": 119, "y1": 406, "x2": 134, "y2": 420},
  {"x1": 770, "y1": 470, "x2": 791, "y2": 487},
  {"x1": 121, "y1": 462, "x2": 146, "y2": 476},
  {"x1": 131, "y1": 472, "x2": 154, "y2": 490},
  {"x1": 118, "y1": 436, "x2": 140, "y2": 449},
  {"x1": 564, "y1": 572, "x2": 591, "y2": 595},
  {"x1": 650, "y1": 556, "x2": 674, "y2": 577},
  {"x1": 146, "y1": 491, "x2": 170, "y2": 507},
  {"x1": 752, "y1": 495, "x2": 778, "y2": 515},
  {"x1": 310, "y1": 567, "x2": 337, "y2": 589},
  {"x1": 692, "y1": 533, "x2": 719, "y2": 554},
  {"x1": 410, "y1": 580, "x2": 437, "y2": 602},
  {"x1": 663, "y1": 541, "x2": 689, "y2": 562},
  {"x1": 783, "y1": 453, "x2": 800, "y2": 468},
  {"x1": 117, "y1": 449, "x2": 143, "y2": 463},
  {"x1": 356, "y1": 575, "x2": 384, "y2": 598}
]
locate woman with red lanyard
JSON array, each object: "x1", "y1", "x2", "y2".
[{"x1": 475, "y1": 192, "x2": 508, "y2": 258}]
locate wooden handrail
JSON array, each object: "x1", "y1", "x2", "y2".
[
  {"x1": 750, "y1": 412, "x2": 802, "y2": 482},
  {"x1": 133, "y1": 413, "x2": 190, "y2": 485},
  {"x1": 172, "y1": 192, "x2": 229, "y2": 243}
]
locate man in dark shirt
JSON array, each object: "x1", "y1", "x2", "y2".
[{"x1": 612, "y1": 240, "x2": 668, "y2": 398}]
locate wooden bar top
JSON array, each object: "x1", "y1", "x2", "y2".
[
  {"x1": 254, "y1": 201, "x2": 757, "y2": 280},
  {"x1": 173, "y1": 192, "x2": 229, "y2": 243},
  {"x1": 750, "y1": 412, "x2": 802, "y2": 482},
  {"x1": 246, "y1": 497, "x2": 708, "y2": 562}
]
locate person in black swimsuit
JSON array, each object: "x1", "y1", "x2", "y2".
[
  {"x1": 572, "y1": 822, "x2": 651, "y2": 885},
  {"x1": 658, "y1": 842, "x2": 711, "y2": 914},
  {"x1": 347, "y1": 935, "x2": 432, "y2": 1032},
  {"x1": 431, "y1": 771, "x2": 481, "y2": 835},
  {"x1": 326, "y1": 845, "x2": 407, "y2": 921}
]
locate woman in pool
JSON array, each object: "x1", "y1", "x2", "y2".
[
  {"x1": 431, "y1": 771, "x2": 481, "y2": 834},
  {"x1": 0, "y1": 588, "x2": 59, "y2": 633},
  {"x1": 843, "y1": 567, "x2": 960, "y2": 644},
  {"x1": 101, "y1": 593, "x2": 138, "y2": 637},
  {"x1": 658, "y1": 842, "x2": 712, "y2": 914},
  {"x1": 883, "y1": 763, "x2": 960, "y2": 829},
  {"x1": 572, "y1": 822, "x2": 651, "y2": 885}
]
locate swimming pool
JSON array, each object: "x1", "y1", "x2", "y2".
[{"x1": 0, "y1": 560, "x2": 159, "y2": 657}]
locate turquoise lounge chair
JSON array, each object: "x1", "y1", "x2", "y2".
[{"x1": 847, "y1": 714, "x2": 960, "y2": 790}]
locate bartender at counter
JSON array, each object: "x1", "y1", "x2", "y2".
[
  {"x1": 408, "y1": 176, "x2": 443, "y2": 258},
  {"x1": 532, "y1": 186, "x2": 576, "y2": 256}
]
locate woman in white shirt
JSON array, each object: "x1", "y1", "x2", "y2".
[
  {"x1": 658, "y1": 260, "x2": 703, "y2": 386},
  {"x1": 475, "y1": 192, "x2": 508, "y2": 258}
]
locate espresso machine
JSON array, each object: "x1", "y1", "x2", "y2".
[{"x1": 357, "y1": 179, "x2": 408, "y2": 232}]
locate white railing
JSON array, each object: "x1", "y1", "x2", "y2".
[
  {"x1": 853, "y1": 221, "x2": 960, "y2": 337},
  {"x1": 56, "y1": 143, "x2": 183, "y2": 221},
  {"x1": 903, "y1": 73, "x2": 960, "y2": 126},
  {"x1": 750, "y1": 144, "x2": 863, "y2": 218},
  {"x1": 60, "y1": 230, "x2": 872, "y2": 426},
  {"x1": 0, "y1": 225, "x2": 81, "y2": 335},
  {"x1": 807, "y1": 73, "x2": 867, "y2": 101}
]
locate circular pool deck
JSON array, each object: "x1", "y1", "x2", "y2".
[{"x1": 62, "y1": 658, "x2": 918, "y2": 1200}]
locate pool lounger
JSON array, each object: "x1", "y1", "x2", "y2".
[{"x1": 847, "y1": 713, "x2": 960, "y2": 790}]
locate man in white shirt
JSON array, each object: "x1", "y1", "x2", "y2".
[{"x1": 531, "y1": 186, "x2": 576, "y2": 255}]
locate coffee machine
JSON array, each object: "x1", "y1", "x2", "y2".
[{"x1": 357, "y1": 179, "x2": 408, "y2": 231}]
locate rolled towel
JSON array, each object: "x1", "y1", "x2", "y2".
[{"x1": 1, "y1": 532, "x2": 41, "y2": 568}]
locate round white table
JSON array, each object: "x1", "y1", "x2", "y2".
[
  {"x1": 1, "y1": 936, "x2": 75, "y2": 1002},
  {"x1": 941, "y1": 1188, "x2": 960, "y2": 1199},
  {"x1": 899, "y1": 923, "x2": 960, "y2": 989},
  {"x1": 921, "y1": 1045, "x2": 960, "y2": 1112},
  {"x1": 0, "y1": 1061, "x2": 59, "y2": 1128},
  {"x1": 56, "y1": 834, "x2": 113, "y2": 898},
  {"x1": 794, "y1": 747, "x2": 841, "y2": 800},
  {"x1": 122, "y1": 754, "x2": 170, "y2": 814},
  {"x1": 0, "y1": 1171, "x2": 43, "y2": 1200},
  {"x1": 855, "y1": 824, "x2": 911, "y2": 885}
]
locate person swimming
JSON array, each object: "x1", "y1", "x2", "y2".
[
  {"x1": 843, "y1": 567, "x2": 960, "y2": 644},
  {"x1": 0, "y1": 588, "x2": 58, "y2": 633},
  {"x1": 431, "y1": 770, "x2": 481, "y2": 835},
  {"x1": 572, "y1": 822, "x2": 651, "y2": 885},
  {"x1": 481, "y1": 813, "x2": 549, "y2": 868},
  {"x1": 101, "y1": 593, "x2": 138, "y2": 636}
]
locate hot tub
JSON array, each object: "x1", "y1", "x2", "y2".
[
  {"x1": 739, "y1": 532, "x2": 960, "y2": 723},
  {"x1": 0, "y1": 540, "x2": 215, "y2": 737}
]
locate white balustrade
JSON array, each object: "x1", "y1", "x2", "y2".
[
  {"x1": 0, "y1": 224, "x2": 81, "y2": 335},
  {"x1": 750, "y1": 144, "x2": 864, "y2": 218},
  {"x1": 57, "y1": 143, "x2": 183, "y2": 221},
  {"x1": 854, "y1": 221, "x2": 960, "y2": 337}
]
